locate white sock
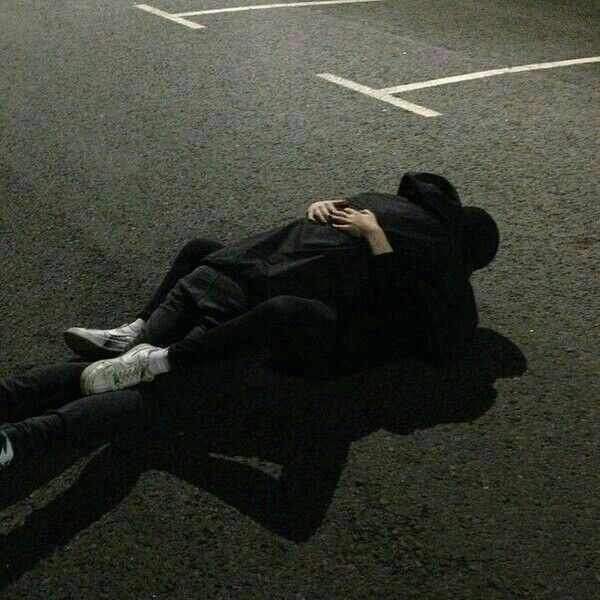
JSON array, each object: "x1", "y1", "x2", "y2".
[
  {"x1": 110, "y1": 319, "x2": 145, "y2": 340},
  {"x1": 124, "y1": 318, "x2": 145, "y2": 335},
  {"x1": 147, "y1": 348, "x2": 171, "y2": 375}
]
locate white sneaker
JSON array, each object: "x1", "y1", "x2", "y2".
[
  {"x1": 80, "y1": 344, "x2": 157, "y2": 395},
  {"x1": 0, "y1": 429, "x2": 15, "y2": 471},
  {"x1": 64, "y1": 324, "x2": 139, "y2": 356}
]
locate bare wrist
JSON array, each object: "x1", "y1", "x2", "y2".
[
  {"x1": 363, "y1": 226, "x2": 384, "y2": 240},
  {"x1": 364, "y1": 227, "x2": 393, "y2": 255}
]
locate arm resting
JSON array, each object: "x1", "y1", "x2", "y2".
[{"x1": 364, "y1": 227, "x2": 393, "y2": 256}]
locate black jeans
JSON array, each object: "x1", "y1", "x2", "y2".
[
  {"x1": 136, "y1": 238, "x2": 226, "y2": 322},
  {"x1": 1, "y1": 239, "x2": 364, "y2": 461},
  {"x1": 132, "y1": 238, "x2": 362, "y2": 373},
  {"x1": 1, "y1": 293, "x2": 355, "y2": 462},
  {"x1": 0, "y1": 356, "x2": 281, "y2": 463}
]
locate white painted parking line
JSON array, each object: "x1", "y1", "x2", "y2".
[
  {"x1": 136, "y1": 0, "x2": 383, "y2": 30},
  {"x1": 318, "y1": 55, "x2": 600, "y2": 117},
  {"x1": 136, "y1": 4, "x2": 205, "y2": 29},
  {"x1": 378, "y1": 56, "x2": 600, "y2": 94},
  {"x1": 316, "y1": 73, "x2": 441, "y2": 117}
]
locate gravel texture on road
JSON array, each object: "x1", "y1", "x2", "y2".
[{"x1": 1, "y1": 0, "x2": 598, "y2": 597}]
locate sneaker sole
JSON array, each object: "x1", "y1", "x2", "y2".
[{"x1": 64, "y1": 330, "x2": 124, "y2": 357}]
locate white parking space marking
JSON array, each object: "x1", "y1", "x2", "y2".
[
  {"x1": 379, "y1": 56, "x2": 600, "y2": 94},
  {"x1": 318, "y1": 55, "x2": 600, "y2": 117},
  {"x1": 136, "y1": 0, "x2": 384, "y2": 30},
  {"x1": 136, "y1": 4, "x2": 206, "y2": 28},
  {"x1": 316, "y1": 73, "x2": 442, "y2": 117}
]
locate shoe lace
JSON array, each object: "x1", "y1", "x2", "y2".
[{"x1": 111, "y1": 363, "x2": 153, "y2": 387}]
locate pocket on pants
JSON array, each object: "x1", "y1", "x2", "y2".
[{"x1": 183, "y1": 268, "x2": 254, "y2": 331}]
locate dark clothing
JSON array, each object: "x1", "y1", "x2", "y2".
[
  {"x1": 136, "y1": 239, "x2": 226, "y2": 322},
  {"x1": 140, "y1": 266, "x2": 258, "y2": 353},
  {"x1": 138, "y1": 266, "x2": 422, "y2": 376},
  {"x1": 0, "y1": 172, "x2": 479, "y2": 464},
  {"x1": 132, "y1": 237, "x2": 423, "y2": 376},
  {"x1": 174, "y1": 172, "x2": 478, "y2": 368},
  {"x1": 2, "y1": 363, "x2": 149, "y2": 459},
  {"x1": 0, "y1": 287, "x2": 424, "y2": 461},
  {"x1": 0, "y1": 357, "x2": 281, "y2": 463},
  {"x1": 0, "y1": 272, "x2": 420, "y2": 462}
]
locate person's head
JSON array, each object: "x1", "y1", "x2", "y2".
[{"x1": 460, "y1": 206, "x2": 500, "y2": 271}]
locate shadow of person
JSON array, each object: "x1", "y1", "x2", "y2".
[
  {"x1": 143, "y1": 327, "x2": 526, "y2": 542},
  {"x1": 0, "y1": 327, "x2": 526, "y2": 586},
  {"x1": 0, "y1": 443, "x2": 144, "y2": 590}
]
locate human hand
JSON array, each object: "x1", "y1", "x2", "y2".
[
  {"x1": 306, "y1": 198, "x2": 350, "y2": 224},
  {"x1": 328, "y1": 207, "x2": 381, "y2": 237}
]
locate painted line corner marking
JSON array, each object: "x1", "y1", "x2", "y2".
[
  {"x1": 316, "y1": 73, "x2": 441, "y2": 117},
  {"x1": 135, "y1": 4, "x2": 205, "y2": 29}
]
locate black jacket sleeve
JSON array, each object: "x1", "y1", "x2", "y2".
[
  {"x1": 366, "y1": 246, "x2": 435, "y2": 318},
  {"x1": 362, "y1": 249, "x2": 433, "y2": 364},
  {"x1": 366, "y1": 249, "x2": 478, "y2": 367}
]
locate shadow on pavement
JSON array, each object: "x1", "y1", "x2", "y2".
[{"x1": 0, "y1": 327, "x2": 526, "y2": 588}]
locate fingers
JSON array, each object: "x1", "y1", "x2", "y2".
[
  {"x1": 329, "y1": 209, "x2": 349, "y2": 221},
  {"x1": 325, "y1": 200, "x2": 348, "y2": 218},
  {"x1": 307, "y1": 199, "x2": 352, "y2": 223},
  {"x1": 317, "y1": 206, "x2": 332, "y2": 223},
  {"x1": 307, "y1": 204, "x2": 327, "y2": 223},
  {"x1": 324, "y1": 201, "x2": 338, "y2": 219},
  {"x1": 307, "y1": 200, "x2": 359, "y2": 225}
]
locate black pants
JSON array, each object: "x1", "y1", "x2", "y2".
[
  {"x1": 131, "y1": 238, "x2": 364, "y2": 373},
  {"x1": 0, "y1": 356, "x2": 282, "y2": 463},
  {"x1": 135, "y1": 238, "x2": 226, "y2": 322},
  {"x1": 1, "y1": 239, "x2": 362, "y2": 462}
]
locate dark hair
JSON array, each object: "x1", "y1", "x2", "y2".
[{"x1": 461, "y1": 206, "x2": 500, "y2": 271}]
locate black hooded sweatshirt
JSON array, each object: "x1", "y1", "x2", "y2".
[{"x1": 201, "y1": 172, "x2": 478, "y2": 369}]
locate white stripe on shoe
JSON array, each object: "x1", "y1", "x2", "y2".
[
  {"x1": 0, "y1": 429, "x2": 15, "y2": 468},
  {"x1": 64, "y1": 324, "x2": 138, "y2": 355}
]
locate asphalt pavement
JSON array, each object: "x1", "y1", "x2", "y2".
[{"x1": 1, "y1": 0, "x2": 599, "y2": 597}]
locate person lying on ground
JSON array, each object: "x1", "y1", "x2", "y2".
[{"x1": 0, "y1": 172, "x2": 500, "y2": 472}]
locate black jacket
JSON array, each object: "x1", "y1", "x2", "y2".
[{"x1": 202, "y1": 172, "x2": 478, "y2": 368}]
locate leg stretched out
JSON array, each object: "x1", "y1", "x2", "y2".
[
  {"x1": 1, "y1": 363, "x2": 150, "y2": 467},
  {"x1": 1, "y1": 362, "x2": 88, "y2": 424},
  {"x1": 63, "y1": 238, "x2": 225, "y2": 356},
  {"x1": 1, "y1": 289, "x2": 358, "y2": 471},
  {"x1": 0, "y1": 353, "x2": 265, "y2": 472}
]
